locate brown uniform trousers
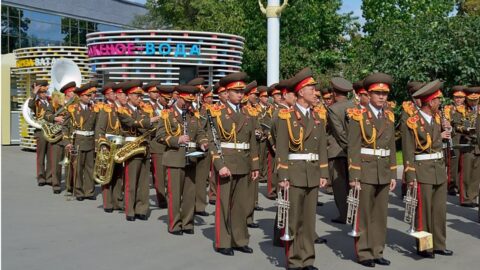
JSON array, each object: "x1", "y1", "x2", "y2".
[
  {"x1": 446, "y1": 106, "x2": 460, "y2": 194},
  {"x1": 194, "y1": 107, "x2": 212, "y2": 212},
  {"x1": 95, "y1": 102, "x2": 125, "y2": 210},
  {"x1": 452, "y1": 107, "x2": 480, "y2": 204},
  {"x1": 276, "y1": 105, "x2": 329, "y2": 268},
  {"x1": 44, "y1": 102, "x2": 67, "y2": 192},
  {"x1": 208, "y1": 104, "x2": 260, "y2": 249},
  {"x1": 29, "y1": 98, "x2": 52, "y2": 185},
  {"x1": 348, "y1": 105, "x2": 396, "y2": 262},
  {"x1": 117, "y1": 103, "x2": 153, "y2": 218},
  {"x1": 62, "y1": 103, "x2": 99, "y2": 198},
  {"x1": 145, "y1": 100, "x2": 168, "y2": 208},
  {"x1": 327, "y1": 100, "x2": 355, "y2": 222},
  {"x1": 403, "y1": 110, "x2": 449, "y2": 251},
  {"x1": 157, "y1": 107, "x2": 207, "y2": 232}
]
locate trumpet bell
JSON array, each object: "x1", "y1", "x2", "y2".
[
  {"x1": 348, "y1": 229, "x2": 360, "y2": 238},
  {"x1": 280, "y1": 233, "x2": 294, "y2": 241}
]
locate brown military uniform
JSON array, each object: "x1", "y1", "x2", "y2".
[
  {"x1": 194, "y1": 103, "x2": 213, "y2": 213},
  {"x1": 29, "y1": 97, "x2": 52, "y2": 185},
  {"x1": 95, "y1": 101, "x2": 125, "y2": 210},
  {"x1": 157, "y1": 104, "x2": 208, "y2": 233},
  {"x1": 276, "y1": 103, "x2": 329, "y2": 268},
  {"x1": 117, "y1": 102, "x2": 153, "y2": 219},
  {"x1": 348, "y1": 76, "x2": 397, "y2": 263},
  {"x1": 62, "y1": 102, "x2": 99, "y2": 199},
  {"x1": 208, "y1": 101, "x2": 260, "y2": 250},
  {"x1": 257, "y1": 102, "x2": 276, "y2": 199}
]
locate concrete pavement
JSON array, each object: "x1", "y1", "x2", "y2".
[{"x1": 2, "y1": 146, "x2": 479, "y2": 270}]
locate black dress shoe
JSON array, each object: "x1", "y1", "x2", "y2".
[
  {"x1": 209, "y1": 200, "x2": 216, "y2": 205},
  {"x1": 158, "y1": 202, "x2": 168, "y2": 209},
  {"x1": 331, "y1": 218, "x2": 346, "y2": 224},
  {"x1": 169, "y1": 230, "x2": 183, "y2": 236},
  {"x1": 135, "y1": 214, "x2": 148, "y2": 220},
  {"x1": 417, "y1": 251, "x2": 435, "y2": 258},
  {"x1": 104, "y1": 208, "x2": 113, "y2": 213},
  {"x1": 314, "y1": 237, "x2": 327, "y2": 244},
  {"x1": 126, "y1": 216, "x2": 135, "y2": 221},
  {"x1": 216, "y1": 248, "x2": 234, "y2": 256},
  {"x1": 358, "y1": 259, "x2": 375, "y2": 267},
  {"x1": 38, "y1": 182, "x2": 46, "y2": 186},
  {"x1": 76, "y1": 197, "x2": 84, "y2": 201},
  {"x1": 303, "y1": 266, "x2": 318, "y2": 270},
  {"x1": 374, "y1": 258, "x2": 390, "y2": 265},
  {"x1": 254, "y1": 206, "x2": 264, "y2": 211},
  {"x1": 317, "y1": 201, "x2": 324, "y2": 206},
  {"x1": 461, "y1": 202, "x2": 475, "y2": 208},
  {"x1": 53, "y1": 190, "x2": 61, "y2": 194},
  {"x1": 195, "y1": 211, "x2": 209, "y2": 217},
  {"x1": 434, "y1": 249, "x2": 453, "y2": 256},
  {"x1": 233, "y1": 246, "x2": 253, "y2": 253},
  {"x1": 85, "y1": 196, "x2": 96, "y2": 200},
  {"x1": 183, "y1": 229, "x2": 194, "y2": 234},
  {"x1": 247, "y1": 223, "x2": 259, "y2": 228},
  {"x1": 45, "y1": 182, "x2": 52, "y2": 186}
]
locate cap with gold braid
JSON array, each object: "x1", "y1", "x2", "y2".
[
  {"x1": 75, "y1": 82, "x2": 93, "y2": 96},
  {"x1": 245, "y1": 80, "x2": 258, "y2": 95},
  {"x1": 175, "y1": 85, "x2": 197, "y2": 102},
  {"x1": 353, "y1": 80, "x2": 367, "y2": 95},
  {"x1": 123, "y1": 80, "x2": 144, "y2": 95},
  {"x1": 101, "y1": 82, "x2": 116, "y2": 95},
  {"x1": 451, "y1": 85, "x2": 467, "y2": 97},
  {"x1": 363, "y1": 72, "x2": 393, "y2": 92},
  {"x1": 465, "y1": 86, "x2": 480, "y2": 100},
  {"x1": 412, "y1": 80, "x2": 444, "y2": 103},
  {"x1": 60, "y1": 81, "x2": 77, "y2": 94},
  {"x1": 276, "y1": 78, "x2": 291, "y2": 95},
  {"x1": 269, "y1": 83, "x2": 280, "y2": 96},
  {"x1": 219, "y1": 72, "x2": 248, "y2": 91},
  {"x1": 187, "y1": 77, "x2": 205, "y2": 92},
  {"x1": 142, "y1": 81, "x2": 159, "y2": 92},
  {"x1": 114, "y1": 82, "x2": 125, "y2": 94},
  {"x1": 287, "y1": 67, "x2": 317, "y2": 93},
  {"x1": 158, "y1": 85, "x2": 175, "y2": 99},
  {"x1": 258, "y1": 86, "x2": 269, "y2": 97},
  {"x1": 407, "y1": 81, "x2": 426, "y2": 94},
  {"x1": 203, "y1": 86, "x2": 213, "y2": 99}
]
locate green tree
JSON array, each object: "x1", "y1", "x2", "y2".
[{"x1": 133, "y1": 0, "x2": 355, "y2": 84}]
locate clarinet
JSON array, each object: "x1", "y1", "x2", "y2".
[
  {"x1": 440, "y1": 105, "x2": 456, "y2": 158},
  {"x1": 182, "y1": 109, "x2": 190, "y2": 165},
  {"x1": 206, "y1": 109, "x2": 224, "y2": 162}
]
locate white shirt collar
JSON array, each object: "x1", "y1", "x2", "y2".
[
  {"x1": 227, "y1": 100, "x2": 240, "y2": 113},
  {"x1": 295, "y1": 103, "x2": 310, "y2": 117},
  {"x1": 419, "y1": 109, "x2": 433, "y2": 125},
  {"x1": 128, "y1": 102, "x2": 137, "y2": 111},
  {"x1": 368, "y1": 103, "x2": 382, "y2": 119},
  {"x1": 174, "y1": 104, "x2": 183, "y2": 115}
]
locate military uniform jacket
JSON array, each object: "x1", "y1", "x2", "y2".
[
  {"x1": 95, "y1": 101, "x2": 125, "y2": 143},
  {"x1": 156, "y1": 106, "x2": 208, "y2": 168},
  {"x1": 276, "y1": 105, "x2": 329, "y2": 188},
  {"x1": 117, "y1": 103, "x2": 153, "y2": 137},
  {"x1": 452, "y1": 105, "x2": 480, "y2": 154},
  {"x1": 327, "y1": 100, "x2": 355, "y2": 159},
  {"x1": 143, "y1": 100, "x2": 167, "y2": 154},
  {"x1": 347, "y1": 105, "x2": 396, "y2": 184},
  {"x1": 208, "y1": 103, "x2": 260, "y2": 175},
  {"x1": 267, "y1": 104, "x2": 289, "y2": 151},
  {"x1": 28, "y1": 97, "x2": 51, "y2": 134},
  {"x1": 403, "y1": 110, "x2": 447, "y2": 185},
  {"x1": 62, "y1": 102, "x2": 100, "y2": 151},
  {"x1": 44, "y1": 99, "x2": 68, "y2": 146},
  {"x1": 257, "y1": 103, "x2": 274, "y2": 138}
]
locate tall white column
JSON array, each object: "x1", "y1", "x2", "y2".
[{"x1": 267, "y1": 0, "x2": 280, "y2": 86}]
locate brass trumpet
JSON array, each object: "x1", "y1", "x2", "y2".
[
  {"x1": 276, "y1": 186, "x2": 293, "y2": 241},
  {"x1": 404, "y1": 180, "x2": 418, "y2": 235},
  {"x1": 346, "y1": 179, "x2": 360, "y2": 237}
]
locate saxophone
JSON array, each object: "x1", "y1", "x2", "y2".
[
  {"x1": 42, "y1": 96, "x2": 79, "y2": 143},
  {"x1": 93, "y1": 139, "x2": 118, "y2": 185},
  {"x1": 113, "y1": 128, "x2": 157, "y2": 163}
]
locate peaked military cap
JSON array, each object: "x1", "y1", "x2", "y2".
[
  {"x1": 123, "y1": 80, "x2": 144, "y2": 95},
  {"x1": 101, "y1": 82, "x2": 116, "y2": 95},
  {"x1": 60, "y1": 81, "x2": 77, "y2": 94},
  {"x1": 412, "y1": 80, "x2": 443, "y2": 102},
  {"x1": 175, "y1": 85, "x2": 198, "y2": 102},
  {"x1": 363, "y1": 73, "x2": 393, "y2": 92},
  {"x1": 219, "y1": 72, "x2": 248, "y2": 90},
  {"x1": 245, "y1": 80, "x2": 258, "y2": 95},
  {"x1": 142, "y1": 81, "x2": 159, "y2": 92},
  {"x1": 287, "y1": 67, "x2": 317, "y2": 92},
  {"x1": 330, "y1": 77, "x2": 353, "y2": 93}
]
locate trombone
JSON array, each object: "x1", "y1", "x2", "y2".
[
  {"x1": 276, "y1": 186, "x2": 293, "y2": 241},
  {"x1": 346, "y1": 179, "x2": 360, "y2": 237}
]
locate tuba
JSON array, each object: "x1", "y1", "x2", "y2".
[
  {"x1": 346, "y1": 179, "x2": 361, "y2": 237},
  {"x1": 41, "y1": 95, "x2": 79, "y2": 143},
  {"x1": 113, "y1": 128, "x2": 157, "y2": 164},
  {"x1": 93, "y1": 139, "x2": 118, "y2": 185}
]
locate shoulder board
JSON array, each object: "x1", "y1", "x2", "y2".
[
  {"x1": 247, "y1": 106, "x2": 259, "y2": 117},
  {"x1": 278, "y1": 108, "x2": 293, "y2": 120},
  {"x1": 103, "y1": 104, "x2": 112, "y2": 113},
  {"x1": 435, "y1": 113, "x2": 441, "y2": 125},
  {"x1": 347, "y1": 108, "x2": 364, "y2": 122},
  {"x1": 161, "y1": 109, "x2": 171, "y2": 120},
  {"x1": 385, "y1": 110, "x2": 395, "y2": 123},
  {"x1": 93, "y1": 103, "x2": 102, "y2": 112},
  {"x1": 117, "y1": 106, "x2": 130, "y2": 115},
  {"x1": 402, "y1": 101, "x2": 415, "y2": 115},
  {"x1": 194, "y1": 111, "x2": 200, "y2": 119},
  {"x1": 209, "y1": 104, "x2": 223, "y2": 117},
  {"x1": 456, "y1": 105, "x2": 465, "y2": 114},
  {"x1": 68, "y1": 104, "x2": 76, "y2": 113},
  {"x1": 314, "y1": 105, "x2": 327, "y2": 120},
  {"x1": 387, "y1": 101, "x2": 396, "y2": 109},
  {"x1": 406, "y1": 115, "x2": 419, "y2": 130},
  {"x1": 142, "y1": 103, "x2": 154, "y2": 114}
]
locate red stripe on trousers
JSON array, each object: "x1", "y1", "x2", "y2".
[
  {"x1": 167, "y1": 168, "x2": 174, "y2": 231},
  {"x1": 417, "y1": 183, "x2": 423, "y2": 231},
  {"x1": 459, "y1": 153, "x2": 464, "y2": 203},
  {"x1": 124, "y1": 161, "x2": 130, "y2": 217},
  {"x1": 267, "y1": 152, "x2": 272, "y2": 194},
  {"x1": 354, "y1": 205, "x2": 360, "y2": 260},
  {"x1": 215, "y1": 173, "x2": 221, "y2": 249}
]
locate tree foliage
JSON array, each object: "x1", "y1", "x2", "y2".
[{"x1": 133, "y1": 0, "x2": 355, "y2": 84}]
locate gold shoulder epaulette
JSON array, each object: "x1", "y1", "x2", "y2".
[
  {"x1": 142, "y1": 103, "x2": 153, "y2": 114},
  {"x1": 93, "y1": 103, "x2": 102, "y2": 112},
  {"x1": 247, "y1": 106, "x2": 259, "y2": 117},
  {"x1": 457, "y1": 105, "x2": 465, "y2": 114},
  {"x1": 388, "y1": 101, "x2": 396, "y2": 110},
  {"x1": 385, "y1": 110, "x2": 395, "y2": 123},
  {"x1": 347, "y1": 108, "x2": 364, "y2": 121},
  {"x1": 103, "y1": 104, "x2": 113, "y2": 113},
  {"x1": 314, "y1": 105, "x2": 327, "y2": 120},
  {"x1": 117, "y1": 106, "x2": 130, "y2": 116},
  {"x1": 278, "y1": 108, "x2": 292, "y2": 120},
  {"x1": 161, "y1": 109, "x2": 170, "y2": 120},
  {"x1": 209, "y1": 104, "x2": 222, "y2": 117},
  {"x1": 194, "y1": 111, "x2": 200, "y2": 119},
  {"x1": 68, "y1": 104, "x2": 76, "y2": 113}
]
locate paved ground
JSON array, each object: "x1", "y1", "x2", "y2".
[{"x1": 2, "y1": 146, "x2": 479, "y2": 270}]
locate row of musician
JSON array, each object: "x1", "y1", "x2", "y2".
[{"x1": 26, "y1": 69, "x2": 479, "y2": 269}]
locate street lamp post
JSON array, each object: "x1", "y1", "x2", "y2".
[{"x1": 259, "y1": 0, "x2": 288, "y2": 86}]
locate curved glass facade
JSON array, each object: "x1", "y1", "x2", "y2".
[{"x1": 1, "y1": 5, "x2": 123, "y2": 54}]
